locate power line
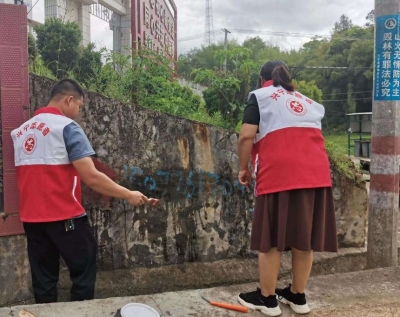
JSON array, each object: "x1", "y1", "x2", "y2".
[
  {"x1": 234, "y1": 29, "x2": 326, "y2": 38},
  {"x1": 324, "y1": 113, "x2": 346, "y2": 116},
  {"x1": 323, "y1": 90, "x2": 373, "y2": 96},
  {"x1": 322, "y1": 97, "x2": 372, "y2": 102},
  {"x1": 177, "y1": 60, "x2": 373, "y2": 71},
  {"x1": 233, "y1": 29, "x2": 374, "y2": 42},
  {"x1": 178, "y1": 29, "x2": 373, "y2": 43},
  {"x1": 325, "y1": 109, "x2": 346, "y2": 114},
  {"x1": 293, "y1": 66, "x2": 349, "y2": 69},
  {"x1": 27, "y1": 0, "x2": 40, "y2": 14},
  {"x1": 179, "y1": 30, "x2": 224, "y2": 42},
  {"x1": 291, "y1": 66, "x2": 372, "y2": 70}
]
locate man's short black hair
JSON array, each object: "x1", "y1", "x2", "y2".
[{"x1": 50, "y1": 79, "x2": 85, "y2": 101}]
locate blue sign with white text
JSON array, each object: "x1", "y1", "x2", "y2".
[{"x1": 374, "y1": 14, "x2": 400, "y2": 101}]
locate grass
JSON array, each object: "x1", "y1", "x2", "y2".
[
  {"x1": 324, "y1": 133, "x2": 372, "y2": 156},
  {"x1": 324, "y1": 133, "x2": 368, "y2": 184},
  {"x1": 324, "y1": 134, "x2": 348, "y2": 155}
]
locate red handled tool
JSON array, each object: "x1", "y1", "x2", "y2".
[{"x1": 201, "y1": 294, "x2": 248, "y2": 313}]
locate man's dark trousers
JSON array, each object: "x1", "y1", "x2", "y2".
[{"x1": 23, "y1": 216, "x2": 97, "y2": 303}]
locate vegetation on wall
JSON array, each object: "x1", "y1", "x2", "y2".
[{"x1": 28, "y1": 10, "x2": 374, "y2": 138}]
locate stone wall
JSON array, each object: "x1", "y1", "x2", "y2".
[
  {"x1": 332, "y1": 170, "x2": 368, "y2": 248},
  {"x1": 0, "y1": 74, "x2": 368, "y2": 306},
  {"x1": 29, "y1": 75, "x2": 255, "y2": 271},
  {"x1": 0, "y1": 235, "x2": 31, "y2": 306}
]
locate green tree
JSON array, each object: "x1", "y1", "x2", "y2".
[
  {"x1": 27, "y1": 32, "x2": 55, "y2": 78},
  {"x1": 365, "y1": 10, "x2": 375, "y2": 27},
  {"x1": 242, "y1": 36, "x2": 267, "y2": 62},
  {"x1": 28, "y1": 32, "x2": 38, "y2": 64},
  {"x1": 334, "y1": 14, "x2": 354, "y2": 33},
  {"x1": 294, "y1": 80, "x2": 323, "y2": 103},
  {"x1": 74, "y1": 43, "x2": 103, "y2": 88},
  {"x1": 177, "y1": 39, "x2": 242, "y2": 77},
  {"x1": 293, "y1": 13, "x2": 374, "y2": 130},
  {"x1": 178, "y1": 43, "x2": 224, "y2": 78},
  {"x1": 97, "y1": 46, "x2": 202, "y2": 119},
  {"x1": 34, "y1": 18, "x2": 82, "y2": 79},
  {"x1": 192, "y1": 47, "x2": 258, "y2": 128}
]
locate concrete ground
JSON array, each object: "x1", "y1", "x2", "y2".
[{"x1": 1, "y1": 267, "x2": 399, "y2": 317}]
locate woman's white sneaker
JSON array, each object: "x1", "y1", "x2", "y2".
[
  {"x1": 238, "y1": 288, "x2": 282, "y2": 316},
  {"x1": 275, "y1": 284, "x2": 311, "y2": 315}
]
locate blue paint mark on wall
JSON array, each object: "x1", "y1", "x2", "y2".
[{"x1": 123, "y1": 165, "x2": 248, "y2": 198}]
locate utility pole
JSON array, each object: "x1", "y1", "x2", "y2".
[
  {"x1": 367, "y1": 0, "x2": 400, "y2": 269},
  {"x1": 222, "y1": 28, "x2": 231, "y2": 72}
]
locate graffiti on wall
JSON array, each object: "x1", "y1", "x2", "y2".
[
  {"x1": 106, "y1": 164, "x2": 252, "y2": 266},
  {"x1": 123, "y1": 164, "x2": 247, "y2": 199}
]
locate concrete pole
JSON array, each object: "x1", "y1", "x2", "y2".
[
  {"x1": 222, "y1": 28, "x2": 230, "y2": 72},
  {"x1": 367, "y1": 0, "x2": 400, "y2": 269}
]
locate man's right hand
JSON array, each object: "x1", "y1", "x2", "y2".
[
  {"x1": 73, "y1": 157, "x2": 160, "y2": 207},
  {"x1": 125, "y1": 191, "x2": 160, "y2": 207},
  {"x1": 126, "y1": 191, "x2": 149, "y2": 206}
]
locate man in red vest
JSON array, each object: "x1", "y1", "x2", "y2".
[{"x1": 11, "y1": 79, "x2": 159, "y2": 303}]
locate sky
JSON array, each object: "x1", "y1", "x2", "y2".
[{"x1": 31, "y1": 0, "x2": 375, "y2": 55}]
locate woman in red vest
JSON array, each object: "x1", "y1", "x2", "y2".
[{"x1": 237, "y1": 60, "x2": 338, "y2": 316}]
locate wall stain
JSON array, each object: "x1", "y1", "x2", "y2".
[
  {"x1": 177, "y1": 137, "x2": 189, "y2": 170},
  {"x1": 194, "y1": 123, "x2": 214, "y2": 172}
]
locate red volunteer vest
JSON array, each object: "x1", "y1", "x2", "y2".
[
  {"x1": 251, "y1": 81, "x2": 332, "y2": 196},
  {"x1": 11, "y1": 107, "x2": 85, "y2": 222}
]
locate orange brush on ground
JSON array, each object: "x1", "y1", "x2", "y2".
[{"x1": 201, "y1": 294, "x2": 248, "y2": 313}]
